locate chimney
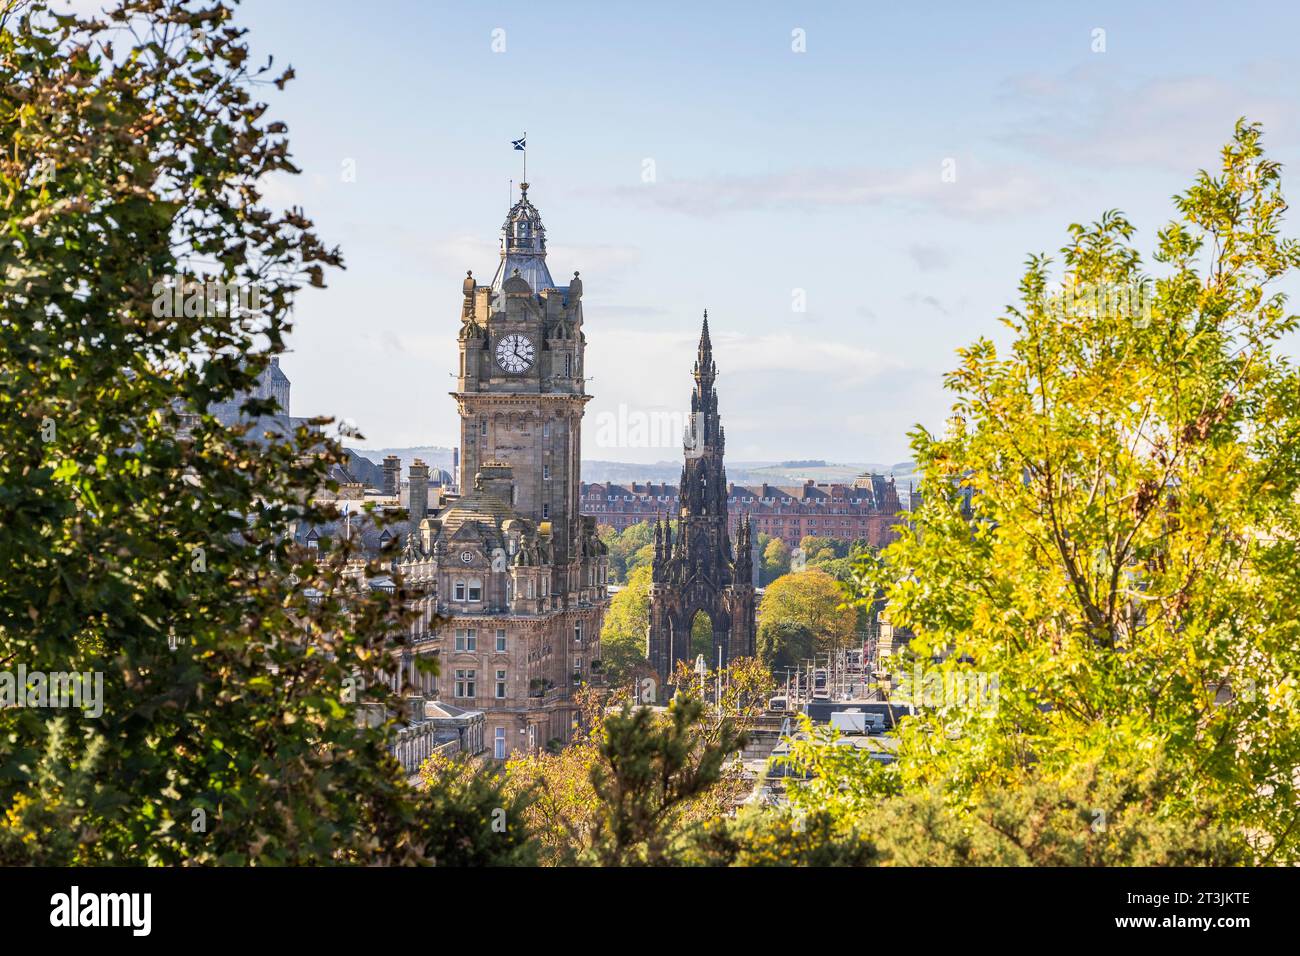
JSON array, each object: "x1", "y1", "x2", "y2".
[
  {"x1": 476, "y1": 461, "x2": 515, "y2": 504},
  {"x1": 408, "y1": 459, "x2": 429, "y2": 532},
  {"x1": 383, "y1": 455, "x2": 401, "y2": 498}
]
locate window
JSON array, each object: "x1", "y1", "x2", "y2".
[
  {"x1": 467, "y1": 579, "x2": 482, "y2": 601},
  {"x1": 527, "y1": 579, "x2": 535, "y2": 599},
  {"x1": 505, "y1": 579, "x2": 514, "y2": 602},
  {"x1": 455, "y1": 628, "x2": 477, "y2": 651},
  {"x1": 495, "y1": 669, "x2": 507, "y2": 699},
  {"x1": 543, "y1": 464, "x2": 550, "y2": 480},
  {"x1": 495, "y1": 628, "x2": 507, "y2": 652},
  {"x1": 574, "y1": 620, "x2": 583, "y2": 643},
  {"x1": 455, "y1": 669, "x2": 476, "y2": 698},
  {"x1": 542, "y1": 503, "x2": 549, "y2": 519},
  {"x1": 541, "y1": 577, "x2": 548, "y2": 597},
  {"x1": 479, "y1": 418, "x2": 487, "y2": 436},
  {"x1": 453, "y1": 580, "x2": 466, "y2": 601},
  {"x1": 564, "y1": 353, "x2": 572, "y2": 376},
  {"x1": 494, "y1": 727, "x2": 506, "y2": 760},
  {"x1": 543, "y1": 421, "x2": 551, "y2": 438}
]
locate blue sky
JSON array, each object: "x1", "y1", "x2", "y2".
[{"x1": 224, "y1": 0, "x2": 1300, "y2": 464}]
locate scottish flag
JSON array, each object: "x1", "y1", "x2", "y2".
[{"x1": 512, "y1": 136, "x2": 526, "y2": 150}]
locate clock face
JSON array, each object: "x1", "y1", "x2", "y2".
[
  {"x1": 495, "y1": 333, "x2": 535, "y2": 374},
  {"x1": 459, "y1": 550, "x2": 474, "y2": 565}
]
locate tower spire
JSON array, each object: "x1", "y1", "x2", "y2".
[
  {"x1": 688, "y1": 310, "x2": 720, "y2": 453},
  {"x1": 647, "y1": 310, "x2": 755, "y2": 690},
  {"x1": 696, "y1": 310, "x2": 713, "y2": 372}
]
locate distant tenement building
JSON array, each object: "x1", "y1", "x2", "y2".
[{"x1": 582, "y1": 472, "x2": 905, "y2": 548}]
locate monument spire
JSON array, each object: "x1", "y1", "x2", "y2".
[{"x1": 648, "y1": 312, "x2": 755, "y2": 691}]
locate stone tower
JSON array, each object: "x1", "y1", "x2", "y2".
[
  {"x1": 452, "y1": 182, "x2": 589, "y2": 567},
  {"x1": 386, "y1": 179, "x2": 607, "y2": 758},
  {"x1": 647, "y1": 312, "x2": 756, "y2": 689}
]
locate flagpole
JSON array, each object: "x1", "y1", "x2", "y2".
[{"x1": 522, "y1": 130, "x2": 527, "y2": 183}]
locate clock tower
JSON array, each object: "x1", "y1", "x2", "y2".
[
  {"x1": 393, "y1": 179, "x2": 606, "y2": 759},
  {"x1": 454, "y1": 182, "x2": 589, "y2": 566}
]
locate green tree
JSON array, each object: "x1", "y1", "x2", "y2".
[
  {"x1": 589, "y1": 695, "x2": 746, "y2": 866},
  {"x1": 599, "y1": 565, "x2": 652, "y2": 683},
  {"x1": 848, "y1": 120, "x2": 1300, "y2": 863},
  {"x1": 415, "y1": 752, "x2": 537, "y2": 866},
  {"x1": 597, "y1": 520, "x2": 655, "y2": 584},
  {"x1": 689, "y1": 610, "x2": 713, "y2": 661},
  {"x1": 0, "y1": 0, "x2": 482, "y2": 865},
  {"x1": 799, "y1": 535, "x2": 848, "y2": 565},
  {"x1": 761, "y1": 537, "x2": 791, "y2": 584},
  {"x1": 625, "y1": 541, "x2": 656, "y2": 579},
  {"x1": 758, "y1": 569, "x2": 856, "y2": 655},
  {"x1": 687, "y1": 754, "x2": 1244, "y2": 866},
  {"x1": 756, "y1": 620, "x2": 816, "y2": 672},
  {"x1": 505, "y1": 681, "x2": 755, "y2": 866}
]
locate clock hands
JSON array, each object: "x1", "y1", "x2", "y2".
[{"x1": 497, "y1": 335, "x2": 532, "y2": 371}]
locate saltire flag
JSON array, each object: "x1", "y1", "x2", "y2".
[{"x1": 512, "y1": 136, "x2": 526, "y2": 151}]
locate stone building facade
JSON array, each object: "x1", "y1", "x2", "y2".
[
  {"x1": 583, "y1": 472, "x2": 905, "y2": 548},
  {"x1": 391, "y1": 181, "x2": 609, "y2": 758},
  {"x1": 646, "y1": 314, "x2": 756, "y2": 688}
]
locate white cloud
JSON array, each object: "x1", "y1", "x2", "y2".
[
  {"x1": 999, "y1": 64, "x2": 1299, "y2": 170},
  {"x1": 585, "y1": 327, "x2": 902, "y2": 410}
]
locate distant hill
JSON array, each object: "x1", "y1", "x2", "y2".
[{"x1": 348, "y1": 446, "x2": 456, "y2": 488}]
